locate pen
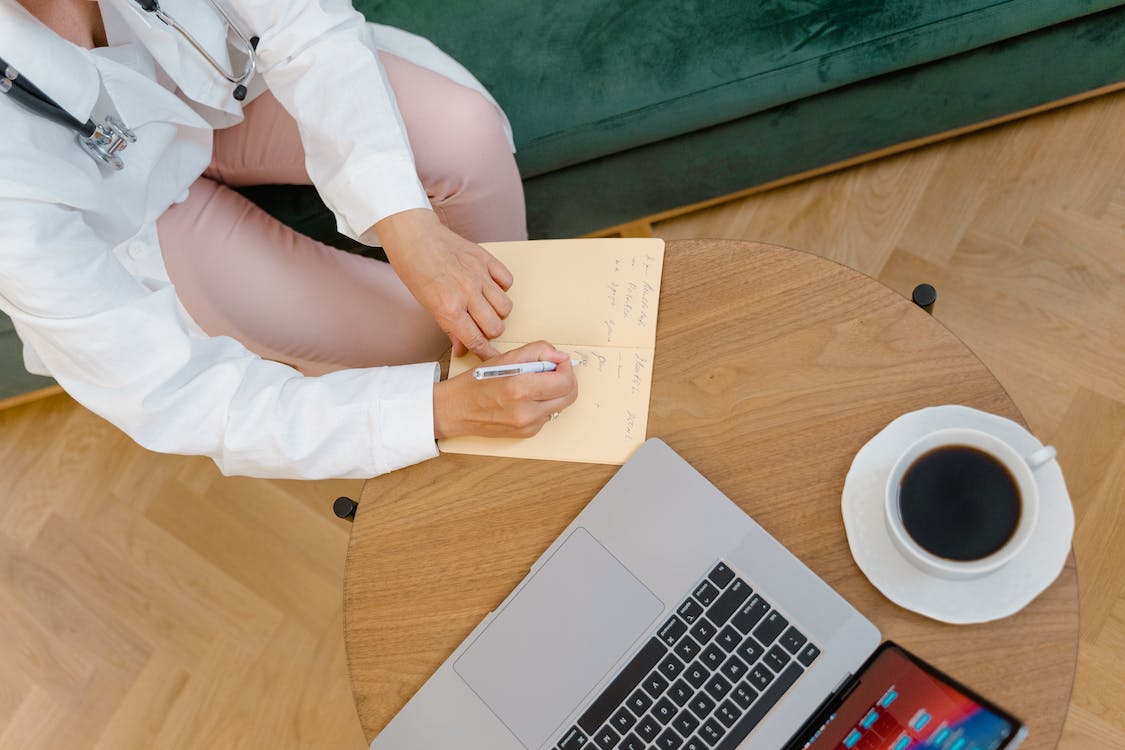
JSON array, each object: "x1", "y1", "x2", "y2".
[{"x1": 473, "y1": 359, "x2": 582, "y2": 380}]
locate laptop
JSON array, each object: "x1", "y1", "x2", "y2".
[{"x1": 372, "y1": 438, "x2": 1027, "y2": 750}]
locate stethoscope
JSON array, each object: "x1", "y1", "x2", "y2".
[{"x1": 0, "y1": 0, "x2": 257, "y2": 171}]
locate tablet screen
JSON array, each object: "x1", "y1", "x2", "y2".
[{"x1": 800, "y1": 644, "x2": 1023, "y2": 750}]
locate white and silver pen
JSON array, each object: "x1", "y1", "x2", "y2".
[{"x1": 473, "y1": 359, "x2": 582, "y2": 380}]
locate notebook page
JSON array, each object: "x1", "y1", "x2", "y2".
[{"x1": 437, "y1": 238, "x2": 664, "y2": 464}]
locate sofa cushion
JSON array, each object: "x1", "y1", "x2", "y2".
[
  {"x1": 521, "y1": 7, "x2": 1125, "y2": 237},
  {"x1": 359, "y1": 0, "x2": 1121, "y2": 177}
]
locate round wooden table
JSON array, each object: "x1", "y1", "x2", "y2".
[{"x1": 343, "y1": 239, "x2": 1078, "y2": 748}]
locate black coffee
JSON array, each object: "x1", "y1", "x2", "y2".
[{"x1": 898, "y1": 445, "x2": 1021, "y2": 561}]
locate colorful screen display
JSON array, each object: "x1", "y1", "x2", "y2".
[{"x1": 802, "y1": 645, "x2": 1019, "y2": 750}]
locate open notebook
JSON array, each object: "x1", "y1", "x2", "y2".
[{"x1": 438, "y1": 238, "x2": 665, "y2": 464}]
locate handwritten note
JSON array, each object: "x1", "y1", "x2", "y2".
[{"x1": 438, "y1": 238, "x2": 665, "y2": 465}]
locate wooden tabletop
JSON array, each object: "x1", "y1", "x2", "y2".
[{"x1": 343, "y1": 239, "x2": 1078, "y2": 748}]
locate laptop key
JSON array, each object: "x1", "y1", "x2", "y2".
[
  {"x1": 713, "y1": 663, "x2": 804, "y2": 750},
  {"x1": 673, "y1": 707, "x2": 701, "y2": 737},
  {"x1": 720, "y1": 655, "x2": 748, "y2": 683},
  {"x1": 779, "y1": 625, "x2": 807, "y2": 654},
  {"x1": 656, "y1": 726, "x2": 685, "y2": 749},
  {"x1": 652, "y1": 697, "x2": 678, "y2": 725},
  {"x1": 558, "y1": 726, "x2": 587, "y2": 750},
  {"x1": 690, "y1": 619, "x2": 718, "y2": 645},
  {"x1": 705, "y1": 579, "x2": 752, "y2": 627},
  {"x1": 753, "y1": 611, "x2": 788, "y2": 646},
  {"x1": 627, "y1": 688, "x2": 653, "y2": 716},
  {"x1": 693, "y1": 580, "x2": 721, "y2": 607},
  {"x1": 689, "y1": 691, "x2": 716, "y2": 719},
  {"x1": 748, "y1": 664, "x2": 774, "y2": 691},
  {"x1": 699, "y1": 719, "x2": 725, "y2": 746},
  {"x1": 636, "y1": 715, "x2": 660, "y2": 742},
  {"x1": 659, "y1": 616, "x2": 688, "y2": 647},
  {"x1": 764, "y1": 645, "x2": 790, "y2": 673},
  {"x1": 704, "y1": 673, "x2": 733, "y2": 701},
  {"x1": 578, "y1": 637, "x2": 666, "y2": 734},
  {"x1": 675, "y1": 636, "x2": 702, "y2": 663},
  {"x1": 610, "y1": 707, "x2": 636, "y2": 734},
  {"x1": 645, "y1": 671, "x2": 670, "y2": 698},
  {"x1": 659, "y1": 653, "x2": 686, "y2": 680},
  {"x1": 668, "y1": 679, "x2": 693, "y2": 706},
  {"x1": 700, "y1": 643, "x2": 726, "y2": 671},
  {"x1": 593, "y1": 726, "x2": 620, "y2": 749},
  {"x1": 684, "y1": 662, "x2": 708, "y2": 689},
  {"x1": 715, "y1": 625, "x2": 741, "y2": 653},
  {"x1": 619, "y1": 734, "x2": 645, "y2": 750},
  {"x1": 736, "y1": 637, "x2": 764, "y2": 666},
  {"x1": 708, "y1": 563, "x2": 735, "y2": 589},
  {"x1": 731, "y1": 682, "x2": 758, "y2": 709},
  {"x1": 684, "y1": 738, "x2": 707, "y2": 750},
  {"x1": 716, "y1": 699, "x2": 743, "y2": 728},
  {"x1": 731, "y1": 595, "x2": 770, "y2": 634},
  {"x1": 798, "y1": 642, "x2": 821, "y2": 667},
  {"x1": 678, "y1": 599, "x2": 705, "y2": 625}
]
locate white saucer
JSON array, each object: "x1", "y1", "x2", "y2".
[{"x1": 841, "y1": 405, "x2": 1074, "y2": 624}]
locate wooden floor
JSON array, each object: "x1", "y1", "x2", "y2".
[{"x1": 1, "y1": 90, "x2": 1123, "y2": 748}]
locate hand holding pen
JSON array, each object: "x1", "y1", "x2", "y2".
[
  {"x1": 432, "y1": 341, "x2": 580, "y2": 440},
  {"x1": 474, "y1": 358, "x2": 582, "y2": 380}
]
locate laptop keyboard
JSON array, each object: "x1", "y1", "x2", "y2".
[{"x1": 556, "y1": 562, "x2": 820, "y2": 750}]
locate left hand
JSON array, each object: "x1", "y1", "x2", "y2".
[{"x1": 375, "y1": 209, "x2": 513, "y2": 359}]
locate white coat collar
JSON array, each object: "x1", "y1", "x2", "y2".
[
  {"x1": 0, "y1": 2, "x2": 101, "y2": 124},
  {"x1": 100, "y1": 0, "x2": 245, "y2": 122}
]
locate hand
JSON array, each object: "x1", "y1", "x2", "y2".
[
  {"x1": 433, "y1": 342, "x2": 579, "y2": 440},
  {"x1": 375, "y1": 209, "x2": 513, "y2": 359}
]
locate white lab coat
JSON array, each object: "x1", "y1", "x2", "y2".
[{"x1": 0, "y1": 0, "x2": 513, "y2": 479}]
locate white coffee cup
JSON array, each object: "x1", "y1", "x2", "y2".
[{"x1": 884, "y1": 427, "x2": 1056, "y2": 580}]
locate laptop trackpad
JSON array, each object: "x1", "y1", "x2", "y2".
[{"x1": 454, "y1": 527, "x2": 663, "y2": 749}]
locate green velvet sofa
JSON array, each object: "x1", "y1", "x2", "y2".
[{"x1": 3, "y1": 0, "x2": 1125, "y2": 404}]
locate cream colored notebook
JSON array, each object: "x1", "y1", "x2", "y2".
[{"x1": 438, "y1": 238, "x2": 665, "y2": 464}]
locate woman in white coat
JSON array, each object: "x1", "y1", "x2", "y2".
[{"x1": 0, "y1": 0, "x2": 578, "y2": 478}]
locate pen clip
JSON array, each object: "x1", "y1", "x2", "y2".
[{"x1": 473, "y1": 367, "x2": 523, "y2": 380}]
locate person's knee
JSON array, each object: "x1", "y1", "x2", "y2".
[{"x1": 423, "y1": 90, "x2": 514, "y2": 202}]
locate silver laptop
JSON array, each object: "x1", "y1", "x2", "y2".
[{"x1": 371, "y1": 438, "x2": 1025, "y2": 750}]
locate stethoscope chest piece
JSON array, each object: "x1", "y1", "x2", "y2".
[
  {"x1": 76, "y1": 116, "x2": 137, "y2": 171},
  {"x1": 2, "y1": 0, "x2": 255, "y2": 172}
]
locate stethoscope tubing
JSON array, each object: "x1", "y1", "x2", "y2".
[
  {"x1": 1, "y1": 0, "x2": 259, "y2": 171},
  {"x1": 141, "y1": 0, "x2": 257, "y2": 90},
  {"x1": 0, "y1": 57, "x2": 98, "y2": 138}
]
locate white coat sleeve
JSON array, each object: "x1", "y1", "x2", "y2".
[
  {"x1": 227, "y1": 0, "x2": 432, "y2": 239},
  {"x1": 0, "y1": 200, "x2": 439, "y2": 479}
]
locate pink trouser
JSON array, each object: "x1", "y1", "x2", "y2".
[{"x1": 157, "y1": 52, "x2": 527, "y2": 375}]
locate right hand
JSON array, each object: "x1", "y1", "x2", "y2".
[{"x1": 433, "y1": 341, "x2": 579, "y2": 440}]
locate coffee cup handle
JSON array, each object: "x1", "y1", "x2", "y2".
[{"x1": 1026, "y1": 445, "x2": 1057, "y2": 471}]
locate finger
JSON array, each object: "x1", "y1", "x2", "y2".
[
  {"x1": 536, "y1": 390, "x2": 579, "y2": 419},
  {"x1": 469, "y1": 292, "x2": 505, "y2": 339},
  {"x1": 453, "y1": 312, "x2": 499, "y2": 360},
  {"x1": 451, "y1": 336, "x2": 467, "y2": 358},
  {"x1": 525, "y1": 340, "x2": 570, "y2": 364},
  {"x1": 484, "y1": 341, "x2": 571, "y2": 370},
  {"x1": 488, "y1": 256, "x2": 513, "y2": 291},
  {"x1": 483, "y1": 282, "x2": 513, "y2": 320},
  {"x1": 518, "y1": 369, "x2": 578, "y2": 402}
]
